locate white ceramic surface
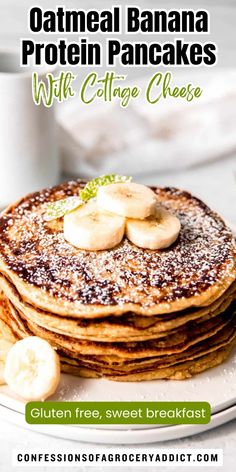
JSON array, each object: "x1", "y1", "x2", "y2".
[
  {"x1": 0, "y1": 402, "x2": 236, "y2": 445},
  {"x1": 0, "y1": 49, "x2": 59, "y2": 207}
]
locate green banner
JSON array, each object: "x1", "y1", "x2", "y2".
[{"x1": 25, "y1": 401, "x2": 211, "y2": 425}]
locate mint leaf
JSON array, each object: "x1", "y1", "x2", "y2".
[
  {"x1": 44, "y1": 197, "x2": 83, "y2": 221},
  {"x1": 79, "y1": 174, "x2": 132, "y2": 202}
]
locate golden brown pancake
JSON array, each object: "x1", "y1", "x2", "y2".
[
  {"x1": 1, "y1": 288, "x2": 235, "y2": 359},
  {"x1": 60, "y1": 345, "x2": 235, "y2": 381},
  {"x1": 0, "y1": 180, "x2": 236, "y2": 381},
  {"x1": 0, "y1": 181, "x2": 235, "y2": 318},
  {"x1": 1, "y1": 274, "x2": 235, "y2": 342},
  {"x1": 1, "y1": 289, "x2": 235, "y2": 381}
]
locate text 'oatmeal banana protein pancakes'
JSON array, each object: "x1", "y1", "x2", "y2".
[{"x1": 0, "y1": 177, "x2": 235, "y2": 381}]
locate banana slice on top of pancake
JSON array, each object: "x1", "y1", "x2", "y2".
[
  {"x1": 64, "y1": 200, "x2": 125, "y2": 251},
  {"x1": 126, "y1": 206, "x2": 181, "y2": 250},
  {"x1": 63, "y1": 180, "x2": 180, "y2": 251},
  {"x1": 97, "y1": 182, "x2": 157, "y2": 219},
  {"x1": 4, "y1": 337, "x2": 60, "y2": 401}
]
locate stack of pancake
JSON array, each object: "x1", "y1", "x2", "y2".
[{"x1": 0, "y1": 181, "x2": 235, "y2": 381}]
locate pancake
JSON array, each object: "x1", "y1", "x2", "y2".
[
  {"x1": 0, "y1": 274, "x2": 236, "y2": 342},
  {"x1": 3, "y1": 308, "x2": 236, "y2": 373},
  {"x1": 2, "y1": 291, "x2": 236, "y2": 373},
  {"x1": 16, "y1": 308, "x2": 236, "y2": 360},
  {"x1": 2, "y1": 289, "x2": 235, "y2": 360},
  {"x1": 57, "y1": 313, "x2": 236, "y2": 373},
  {"x1": 60, "y1": 331, "x2": 236, "y2": 376},
  {"x1": 0, "y1": 318, "x2": 16, "y2": 341},
  {"x1": 1, "y1": 289, "x2": 235, "y2": 381},
  {"x1": 0, "y1": 180, "x2": 236, "y2": 382},
  {"x1": 59, "y1": 344, "x2": 236, "y2": 381},
  {"x1": 0, "y1": 181, "x2": 235, "y2": 318},
  {"x1": 1, "y1": 305, "x2": 235, "y2": 383},
  {"x1": 2, "y1": 302, "x2": 236, "y2": 377}
]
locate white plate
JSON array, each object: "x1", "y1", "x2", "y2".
[
  {"x1": 0, "y1": 402, "x2": 236, "y2": 444},
  {"x1": 0, "y1": 345, "x2": 236, "y2": 442},
  {"x1": 1, "y1": 345, "x2": 236, "y2": 414}
]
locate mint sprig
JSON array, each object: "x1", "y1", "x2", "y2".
[
  {"x1": 44, "y1": 174, "x2": 132, "y2": 221},
  {"x1": 79, "y1": 174, "x2": 132, "y2": 202},
  {"x1": 44, "y1": 197, "x2": 83, "y2": 221}
]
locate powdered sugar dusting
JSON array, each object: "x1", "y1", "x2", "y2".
[{"x1": 0, "y1": 181, "x2": 235, "y2": 310}]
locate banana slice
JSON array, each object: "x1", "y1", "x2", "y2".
[
  {"x1": 64, "y1": 201, "x2": 125, "y2": 251},
  {"x1": 97, "y1": 183, "x2": 157, "y2": 219},
  {"x1": 4, "y1": 336, "x2": 60, "y2": 401},
  {"x1": 126, "y1": 206, "x2": 181, "y2": 250},
  {"x1": 0, "y1": 337, "x2": 14, "y2": 385}
]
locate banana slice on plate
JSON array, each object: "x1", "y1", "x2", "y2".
[
  {"x1": 126, "y1": 206, "x2": 181, "y2": 250},
  {"x1": 4, "y1": 336, "x2": 60, "y2": 401},
  {"x1": 64, "y1": 201, "x2": 125, "y2": 251},
  {"x1": 0, "y1": 337, "x2": 14, "y2": 385},
  {"x1": 97, "y1": 183, "x2": 157, "y2": 219}
]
